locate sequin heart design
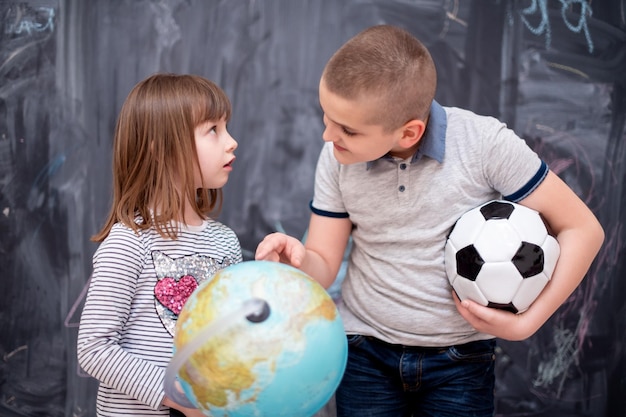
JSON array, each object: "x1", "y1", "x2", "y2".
[{"x1": 154, "y1": 275, "x2": 198, "y2": 315}]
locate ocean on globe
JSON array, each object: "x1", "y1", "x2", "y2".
[{"x1": 168, "y1": 260, "x2": 348, "y2": 417}]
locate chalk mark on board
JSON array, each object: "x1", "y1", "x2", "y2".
[
  {"x1": 533, "y1": 324, "x2": 580, "y2": 396},
  {"x1": 519, "y1": 0, "x2": 594, "y2": 53},
  {"x1": 4, "y1": 6, "x2": 55, "y2": 36}
]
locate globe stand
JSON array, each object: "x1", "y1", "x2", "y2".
[{"x1": 163, "y1": 298, "x2": 271, "y2": 409}]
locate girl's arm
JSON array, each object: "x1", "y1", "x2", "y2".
[{"x1": 77, "y1": 225, "x2": 168, "y2": 410}]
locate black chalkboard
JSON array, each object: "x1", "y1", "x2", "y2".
[{"x1": 1, "y1": 1, "x2": 624, "y2": 416}]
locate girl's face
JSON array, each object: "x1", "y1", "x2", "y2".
[{"x1": 194, "y1": 118, "x2": 238, "y2": 189}]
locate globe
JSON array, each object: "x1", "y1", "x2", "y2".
[{"x1": 164, "y1": 260, "x2": 348, "y2": 417}]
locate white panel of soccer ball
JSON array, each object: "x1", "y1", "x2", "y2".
[{"x1": 445, "y1": 200, "x2": 560, "y2": 314}]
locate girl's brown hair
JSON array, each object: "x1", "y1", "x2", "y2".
[
  {"x1": 322, "y1": 25, "x2": 437, "y2": 132},
  {"x1": 92, "y1": 73, "x2": 232, "y2": 242}
]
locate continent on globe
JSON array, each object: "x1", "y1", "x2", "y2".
[{"x1": 165, "y1": 260, "x2": 348, "y2": 417}]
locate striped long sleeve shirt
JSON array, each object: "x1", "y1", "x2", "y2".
[{"x1": 77, "y1": 218, "x2": 242, "y2": 416}]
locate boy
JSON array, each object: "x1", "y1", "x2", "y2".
[{"x1": 255, "y1": 25, "x2": 604, "y2": 417}]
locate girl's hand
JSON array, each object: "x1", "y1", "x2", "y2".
[
  {"x1": 162, "y1": 394, "x2": 205, "y2": 417},
  {"x1": 182, "y1": 408, "x2": 207, "y2": 417}
]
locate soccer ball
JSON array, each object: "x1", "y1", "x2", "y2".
[{"x1": 444, "y1": 200, "x2": 560, "y2": 314}]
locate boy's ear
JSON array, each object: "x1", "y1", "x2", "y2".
[{"x1": 399, "y1": 119, "x2": 426, "y2": 148}]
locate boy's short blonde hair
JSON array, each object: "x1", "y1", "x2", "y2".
[{"x1": 322, "y1": 25, "x2": 437, "y2": 132}]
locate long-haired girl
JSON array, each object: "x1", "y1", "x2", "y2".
[{"x1": 78, "y1": 73, "x2": 242, "y2": 416}]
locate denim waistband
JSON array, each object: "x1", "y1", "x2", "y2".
[{"x1": 362, "y1": 335, "x2": 493, "y2": 353}]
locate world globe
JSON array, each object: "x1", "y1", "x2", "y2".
[{"x1": 164, "y1": 260, "x2": 348, "y2": 417}]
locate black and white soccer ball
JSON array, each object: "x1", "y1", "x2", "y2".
[{"x1": 445, "y1": 200, "x2": 560, "y2": 314}]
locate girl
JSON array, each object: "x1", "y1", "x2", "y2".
[{"x1": 77, "y1": 73, "x2": 242, "y2": 416}]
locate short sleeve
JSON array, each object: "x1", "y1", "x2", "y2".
[
  {"x1": 310, "y1": 142, "x2": 349, "y2": 217},
  {"x1": 480, "y1": 118, "x2": 546, "y2": 201}
]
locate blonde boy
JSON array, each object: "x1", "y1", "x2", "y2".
[{"x1": 256, "y1": 25, "x2": 604, "y2": 416}]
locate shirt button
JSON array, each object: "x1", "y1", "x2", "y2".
[
  {"x1": 399, "y1": 185, "x2": 406, "y2": 192},
  {"x1": 400, "y1": 163, "x2": 407, "y2": 170}
]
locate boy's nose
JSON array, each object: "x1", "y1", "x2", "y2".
[{"x1": 321, "y1": 125, "x2": 336, "y2": 143}]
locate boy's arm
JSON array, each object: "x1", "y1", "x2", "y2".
[
  {"x1": 256, "y1": 213, "x2": 352, "y2": 289},
  {"x1": 456, "y1": 170, "x2": 605, "y2": 340}
]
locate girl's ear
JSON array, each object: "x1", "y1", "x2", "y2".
[{"x1": 398, "y1": 119, "x2": 426, "y2": 149}]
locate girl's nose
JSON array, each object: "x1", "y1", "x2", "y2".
[{"x1": 227, "y1": 132, "x2": 238, "y2": 151}]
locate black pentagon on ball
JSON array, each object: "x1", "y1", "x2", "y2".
[
  {"x1": 487, "y1": 301, "x2": 519, "y2": 314},
  {"x1": 512, "y1": 242, "x2": 544, "y2": 278},
  {"x1": 479, "y1": 200, "x2": 515, "y2": 220},
  {"x1": 455, "y1": 244, "x2": 484, "y2": 281}
]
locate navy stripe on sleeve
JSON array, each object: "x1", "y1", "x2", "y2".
[
  {"x1": 309, "y1": 201, "x2": 350, "y2": 218},
  {"x1": 504, "y1": 160, "x2": 549, "y2": 202}
]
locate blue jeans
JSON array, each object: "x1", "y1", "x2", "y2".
[{"x1": 335, "y1": 335, "x2": 496, "y2": 417}]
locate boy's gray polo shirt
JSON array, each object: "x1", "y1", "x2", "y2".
[{"x1": 311, "y1": 101, "x2": 548, "y2": 347}]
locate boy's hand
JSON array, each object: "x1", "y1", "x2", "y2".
[
  {"x1": 255, "y1": 232, "x2": 306, "y2": 267},
  {"x1": 453, "y1": 292, "x2": 536, "y2": 341}
]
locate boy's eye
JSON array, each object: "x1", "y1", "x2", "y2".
[{"x1": 342, "y1": 126, "x2": 356, "y2": 136}]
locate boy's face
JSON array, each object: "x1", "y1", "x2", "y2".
[{"x1": 319, "y1": 80, "x2": 413, "y2": 164}]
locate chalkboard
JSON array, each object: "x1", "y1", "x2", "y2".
[{"x1": 0, "y1": 1, "x2": 624, "y2": 416}]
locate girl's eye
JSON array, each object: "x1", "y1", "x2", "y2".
[
  {"x1": 209, "y1": 126, "x2": 217, "y2": 135},
  {"x1": 342, "y1": 127, "x2": 356, "y2": 136}
]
